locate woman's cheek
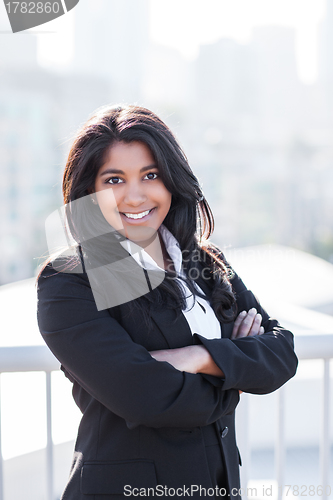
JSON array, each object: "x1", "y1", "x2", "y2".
[{"x1": 97, "y1": 189, "x2": 123, "y2": 230}]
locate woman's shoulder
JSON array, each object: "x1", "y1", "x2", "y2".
[
  {"x1": 201, "y1": 242, "x2": 233, "y2": 273},
  {"x1": 37, "y1": 246, "x2": 89, "y2": 287}
]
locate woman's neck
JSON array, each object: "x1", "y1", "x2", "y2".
[{"x1": 134, "y1": 231, "x2": 175, "y2": 273}]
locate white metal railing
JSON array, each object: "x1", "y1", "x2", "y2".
[
  {"x1": 0, "y1": 336, "x2": 332, "y2": 500},
  {"x1": 295, "y1": 336, "x2": 333, "y2": 500},
  {"x1": 0, "y1": 347, "x2": 59, "y2": 500},
  {"x1": 237, "y1": 334, "x2": 333, "y2": 500}
]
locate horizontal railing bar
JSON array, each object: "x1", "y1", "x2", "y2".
[
  {"x1": 294, "y1": 335, "x2": 333, "y2": 360},
  {"x1": 0, "y1": 346, "x2": 60, "y2": 373},
  {"x1": 0, "y1": 334, "x2": 332, "y2": 374}
]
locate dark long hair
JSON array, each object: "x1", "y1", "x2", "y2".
[{"x1": 37, "y1": 104, "x2": 236, "y2": 326}]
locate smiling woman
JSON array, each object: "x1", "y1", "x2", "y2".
[
  {"x1": 91, "y1": 141, "x2": 172, "y2": 250},
  {"x1": 36, "y1": 104, "x2": 297, "y2": 500}
]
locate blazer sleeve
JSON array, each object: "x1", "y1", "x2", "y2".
[
  {"x1": 195, "y1": 271, "x2": 298, "y2": 394},
  {"x1": 37, "y1": 264, "x2": 239, "y2": 429}
]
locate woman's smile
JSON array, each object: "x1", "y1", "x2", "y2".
[{"x1": 121, "y1": 207, "x2": 155, "y2": 221}]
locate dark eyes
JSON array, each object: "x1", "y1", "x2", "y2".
[
  {"x1": 145, "y1": 172, "x2": 158, "y2": 180},
  {"x1": 107, "y1": 176, "x2": 123, "y2": 185},
  {"x1": 106, "y1": 172, "x2": 158, "y2": 184}
]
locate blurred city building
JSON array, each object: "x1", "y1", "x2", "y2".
[
  {"x1": 1, "y1": 0, "x2": 333, "y2": 286},
  {"x1": 318, "y1": 0, "x2": 333, "y2": 123},
  {"x1": 0, "y1": 9, "x2": 38, "y2": 71},
  {"x1": 71, "y1": 0, "x2": 150, "y2": 102}
]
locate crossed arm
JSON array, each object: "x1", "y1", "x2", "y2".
[{"x1": 149, "y1": 308, "x2": 264, "y2": 378}]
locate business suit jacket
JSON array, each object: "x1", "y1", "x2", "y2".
[{"x1": 37, "y1": 248, "x2": 298, "y2": 499}]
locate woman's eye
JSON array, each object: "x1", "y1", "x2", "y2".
[
  {"x1": 145, "y1": 172, "x2": 158, "y2": 180},
  {"x1": 107, "y1": 177, "x2": 123, "y2": 184}
]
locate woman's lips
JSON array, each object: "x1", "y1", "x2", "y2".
[{"x1": 120, "y1": 207, "x2": 155, "y2": 223}]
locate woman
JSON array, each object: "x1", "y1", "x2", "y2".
[{"x1": 37, "y1": 104, "x2": 298, "y2": 499}]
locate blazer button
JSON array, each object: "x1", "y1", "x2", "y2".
[{"x1": 221, "y1": 427, "x2": 229, "y2": 438}]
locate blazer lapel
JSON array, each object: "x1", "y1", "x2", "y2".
[{"x1": 150, "y1": 307, "x2": 193, "y2": 349}]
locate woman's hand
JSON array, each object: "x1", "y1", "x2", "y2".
[
  {"x1": 233, "y1": 308, "x2": 264, "y2": 395},
  {"x1": 231, "y1": 308, "x2": 264, "y2": 339},
  {"x1": 149, "y1": 345, "x2": 224, "y2": 377}
]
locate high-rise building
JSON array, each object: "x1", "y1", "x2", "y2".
[
  {"x1": 71, "y1": 0, "x2": 150, "y2": 102},
  {"x1": 318, "y1": 0, "x2": 333, "y2": 123},
  {"x1": 318, "y1": 0, "x2": 333, "y2": 84},
  {"x1": 0, "y1": 2, "x2": 38, "y2": 70},
  {"x1": 0, "y1": 63, "x2": 111, "y2": 285},
  {"x1": 0, "y1": 87, "x2": 56, "y2": 283},
  {"x1": 194, "y1": 38, "x2": 257, "y2": 130},
  {"x1": 250, "y1": 26, "x2": 302, "y2": 140},
  {"x1": 142, "y1": 43, "x2": 193, "y2": 112}
]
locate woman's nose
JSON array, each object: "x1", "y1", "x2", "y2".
[{"x1": 123, "y1": 183, "x2": 147, "y2": 206}]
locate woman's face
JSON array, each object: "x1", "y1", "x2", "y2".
[{"x1": 92, "y1": 141, "x2": 172, "y2": 242}]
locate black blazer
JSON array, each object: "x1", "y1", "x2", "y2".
[{"x1": 37, "y1": 249, "x2": 298, "y2": 500}]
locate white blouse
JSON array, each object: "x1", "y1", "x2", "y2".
[{"x1": 120, "y1": 225, "x2": 222, "y2": 340}]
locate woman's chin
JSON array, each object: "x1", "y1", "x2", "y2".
[{"x1": 119, "y1": 225, "x2": 158, "y2": 246}]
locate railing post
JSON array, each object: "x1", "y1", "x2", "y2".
[
  {"x1": 0, "y1": 373, "x2": 4, "y2": 500},
  {"x1": 237, "y1": 393, "x2": 250, "y2": 499},
  {"x1": 46, "y1": 372, "x2": 54, "y2": 500},
  {"x1": 320, "y1": 359, "x2": 330, "y2": 500},
  {"x1": 275, "y1": 386, "x2": 285, "y2": 500}
]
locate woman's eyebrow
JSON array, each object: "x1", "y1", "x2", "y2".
[{"x1": 99, "y1": 164, "x2": 157, "y2": 176}]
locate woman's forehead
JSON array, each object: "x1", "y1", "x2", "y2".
[{"x1": 96, "y1": 141, "x2": 156, "y2": 178}]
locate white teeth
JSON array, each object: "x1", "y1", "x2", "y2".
[{"x1": 123, "y1": 209, "x2": 151, "y2": 219}]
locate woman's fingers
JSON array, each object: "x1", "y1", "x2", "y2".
[
  {"x1": 248, "y1": 312, "x2": 262, "y2": 336},
  {"x1": 236, "y1": 308, "x2": 257, "y2": 338},
  {"x1": 231, "y1": 309, "x2": 265, "y2": 339},
  {"x1": 231, "y1": 310, "x2": 246, "y2": 338}
]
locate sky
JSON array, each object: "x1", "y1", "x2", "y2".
[
  {"x1": 149, "y1": 0, "x2": 326, "y2": 84},
  {"x1": 29, "y1": 0, "x2": 327, "y2": 85}
]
